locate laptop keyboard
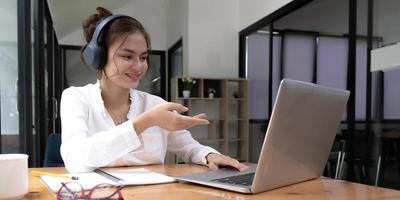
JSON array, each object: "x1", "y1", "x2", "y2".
[{"x1": 211, "y1": 173, "x2": 255, "y2": 186}]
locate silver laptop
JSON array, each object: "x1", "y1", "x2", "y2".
[{"x1": 175, "y1": 79, "x2": 350, "y2": 194}]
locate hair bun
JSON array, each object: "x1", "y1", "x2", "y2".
[{"x1": 82, "y1": 7, "x2": 112, "y2": 43}]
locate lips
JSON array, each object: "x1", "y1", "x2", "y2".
[{"x1": 125, "y1": 73, "x2": 140, "y2": 82}]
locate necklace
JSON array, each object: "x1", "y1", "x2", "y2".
[
  {"x1": 105, "y1": 101, "x2": 130, "y2": 125},
  {"x1": 106, "y1": 108, "x2": 125, "y2": 125}
]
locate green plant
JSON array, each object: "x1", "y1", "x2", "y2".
[{"x1": 182, "y1": 77, "x2": 196, "y2": 90}]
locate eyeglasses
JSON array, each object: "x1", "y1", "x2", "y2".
[{"x1": 57, "y1": 182, "x2": 125, "y2": 200}]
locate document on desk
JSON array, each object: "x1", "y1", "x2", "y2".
[{"x1": 40, "y1": 168, "x2": 176, "y2": 193}]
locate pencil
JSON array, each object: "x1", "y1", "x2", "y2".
[
  {"x1": 30, "y1": 170, "x2": 79, "y2": 180},
  {"x1": 94, "y1": 169, "x2": 124, "y2": 184}
]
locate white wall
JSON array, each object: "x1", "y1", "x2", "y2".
[
  {"x1": 166, "y1": 0, "x2": 187, "y2": 48},
  {"x1": 59, "y1": 29, "x2": 84, "y2": 46},
  {"x1": 186, "y1": 0, "x2": 239, "y2": 78},
  {"x1": 371, "y1": 43, "x2": 400, "y2": 72},
  {"x1": 113, "y1": 0, "x2": 167, "y2": 50},
  {"x1": 374, "y1": 0, "x2": 400, "y2": 45},
  {"x1": 239, "y1": 0, "x2": 294, "y2": 30},
  {"x1": 166, "y1": 0, "x2": 189, "y2": 75}
]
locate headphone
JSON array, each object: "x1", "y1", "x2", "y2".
[{"x1": 82, "y1": 14, "x2": 132, "y2": 71}]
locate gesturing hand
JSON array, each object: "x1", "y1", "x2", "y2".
[
  {"x1": 206, "y1": 153, "x2": 249, "y2": 172},
  {"x1": 134, "y1": 102, "x2": 209, "y2": 133}
]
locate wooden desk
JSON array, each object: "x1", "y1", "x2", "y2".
[{"x1": 26, "y1": 164, "x2": 400, "y2": 200}]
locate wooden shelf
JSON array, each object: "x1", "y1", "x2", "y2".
[
  {"x1": 170, "y1": 77, "x2": 249, "y2": 163},
  {"x1": 228, "y1": 118, "x2": 247, "y2": 121},
  {"x1": 228, "y1": 138, "x2": 248, "y2": 142},
  {"x1": 196, "y1": 138, "x2": 226, "y2": 143},
  {"x1": 228, "y1": 98, "x2": 247, "y2": 101},
  {"x1": 177, "y1": 97, "x2": 225, "y2": 101},
  {"x1": 208, "y1": 119, "x2": 226, "y2": 122}
]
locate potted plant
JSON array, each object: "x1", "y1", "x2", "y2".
[
  {"x1": 207, "y1": 88, "x2": 216, "y2": 98},
  {"x1": 181, "y1": 77, "x2": 196, "y2": 98}
]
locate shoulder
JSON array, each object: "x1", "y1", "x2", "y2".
[{"x1": 61, "y1": 83, "x2": 98, "y2": 103}]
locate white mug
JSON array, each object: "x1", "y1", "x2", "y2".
[{"x1": 0, "y1": 154, "x2": 28, "y2": 200}]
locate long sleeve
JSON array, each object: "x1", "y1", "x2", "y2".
[
  {"x1": 167, "y1": 130, "x2": 220, "y2": 165},
  {"x1": 60, "y1": 82, "x2": 222, "y2": 173},
  {"x1": 60, "y1": 88, "x2": 142, "y2": 173}
]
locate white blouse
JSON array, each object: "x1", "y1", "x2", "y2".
[{"x1": 60, "y1": 81, "x2": 218, "y2": 173}]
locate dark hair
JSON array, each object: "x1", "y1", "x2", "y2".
[{"x1": 81, "y1": 7, "x2": 151, "y2": 70}]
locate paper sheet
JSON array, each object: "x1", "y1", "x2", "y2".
[{"x1": 40, "y1": 168, "x2": 176, "y2": 193}]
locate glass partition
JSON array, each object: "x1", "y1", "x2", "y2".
[{"x1": 0, "y1": 0, "x2": 20, "y2": 153}]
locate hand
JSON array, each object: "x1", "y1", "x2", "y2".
[
  {"x1": 206, "y1": 153, "x2": 249, "y2": 172},
  {"x1": 133, "y1": 102, "x2": 209, "y2": 133}
]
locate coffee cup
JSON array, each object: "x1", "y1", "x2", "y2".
[{"x1": 0, "y1": 154, "x2": 28, "y2": 200}]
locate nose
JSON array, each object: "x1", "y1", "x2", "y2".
[
  {"x1": 124, "y1": 57, "x2": 139, "y2": 69},
  {"x1": 127, "y1": 57, "x2": 146, "y2": 72}
]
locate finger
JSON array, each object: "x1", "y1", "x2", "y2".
[
  {"x1": 208, "y1": 162, "x2": 219, "y2": 171},
  {"x1": 179, "y1": 115, "x2": 209, "y2": 125},
  {"x1": 164, "y1": 102, "x2": 188, "y2": 113},
  {"x1": 193, "y1": 113, "x2": 208, "y2": 120},
  {"x1": 219, "y1": 157, "x2": 243, "y2": 171},
  {"x1": 238, "y1": 163, "x2": 249, "y2": 172}
]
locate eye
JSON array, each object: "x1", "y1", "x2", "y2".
[
  {"x1": 140, "y1": 56, "x2": 148, "y2": 62},
  {"x1": 120, "y1": 55, "x2": 132, "y2": 60}
]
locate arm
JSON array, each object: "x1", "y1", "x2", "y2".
[
  {"x1": 167, "y1": 130, "x2": 220, "y2": 165},
  {"x1": 167, "y1": 130, "x2": 248, "y2": 172}
]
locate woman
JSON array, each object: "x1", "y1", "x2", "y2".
[{"x1": 60, "y1": 7, "x2": 248, "y2": 173}]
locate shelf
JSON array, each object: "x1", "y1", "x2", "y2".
[
  {"x1": 228, "y1": 98, "x2": 247, "y2": 101},
  {"x1": 208, "y1": 119, "x2": 226, "y2": 122},
  {"x1": 227, "y1": 79, "x2": 246, "y2": 82},
  {"x1": 196, "y1": 138, "x2": 226, "y2": 143},
  {"x1": 171, "y1": 77, "x2": 248, "y2": 163},
  {"x1": 227, "y1": 118, "x2": 247, "y2": 121},
  {"x1": 228, "y1": 138, "x2": 248, "y2": 142},
  {"x1": 177, "y1": 97, "x2": 225, "y2": 101}
]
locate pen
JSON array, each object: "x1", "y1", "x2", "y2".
[
  {"x1": 94, "y1": 169, "x2": 124, "y2": 184},
  {"x1": 30, "y1": 170, "x2": 79, "y2": 180}
]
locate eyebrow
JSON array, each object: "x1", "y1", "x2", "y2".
[{"x1": 120, "y1": 48, "x2": 148, "y2": 55}]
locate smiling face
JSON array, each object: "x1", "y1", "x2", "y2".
[{"x1": 103, "y1": 32, "x2": 149, "y2": 89}]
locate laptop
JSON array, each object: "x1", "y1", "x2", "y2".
[{"x1": 174, "y1": 79, "x2": 350, "y2": 194}]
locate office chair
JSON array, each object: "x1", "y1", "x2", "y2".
[
  {"x1": 325, "y1": 136, "x2": 346, "y2": 179},
  {"x1": 43, "y1": 133, "x2": 64, "y2": 167}
]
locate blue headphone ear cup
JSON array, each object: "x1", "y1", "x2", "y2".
[
  {"x1": 83, "y1": 42, "x2": 104, "y2": 71},
  {"x1": 83, "y1": 43, "x2": 98, "y2": 71}
]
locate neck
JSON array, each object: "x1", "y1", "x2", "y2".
[{"x1": 100, "y1": 77, "x2": 130, "y2": 109}]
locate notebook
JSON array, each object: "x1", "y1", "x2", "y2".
[{"x1": 40, "y1": 168, "x2": 176, "y2": 193}]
